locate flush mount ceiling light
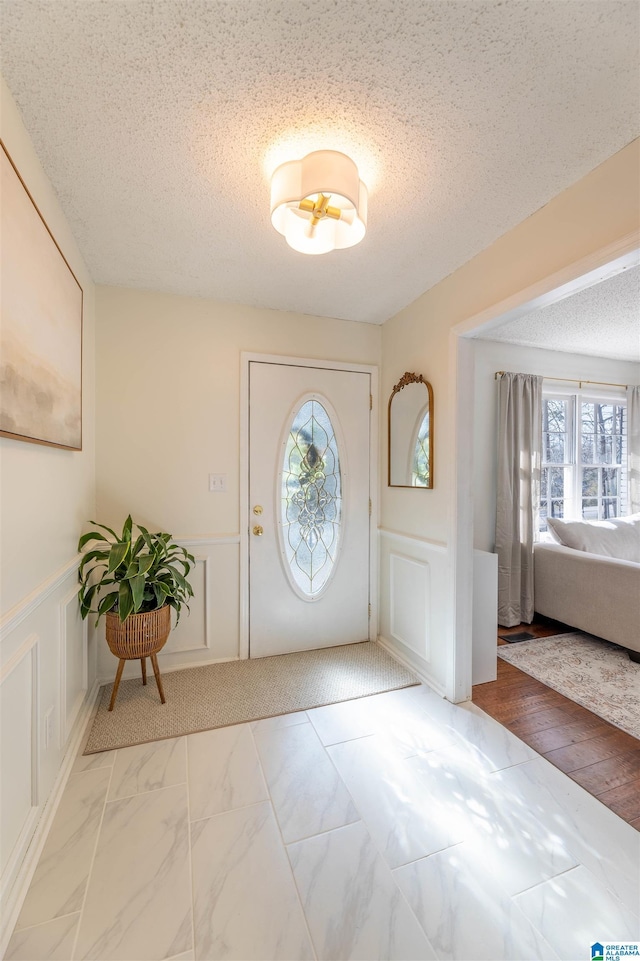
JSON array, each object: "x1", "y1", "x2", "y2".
[{"x1": 270, "y1": 150, "x2": 368, "y2": 255}]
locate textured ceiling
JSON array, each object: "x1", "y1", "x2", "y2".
[
  {"x1": 1, "y1": 0, "x2": 638, "y2": 324},
  {"x1": 474, "y1": 266, "x2": 640, "y2": 362}
]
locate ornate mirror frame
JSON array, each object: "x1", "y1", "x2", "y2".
[{"x1": 388, "y1": 371, "x2": 434, "y2": 489}]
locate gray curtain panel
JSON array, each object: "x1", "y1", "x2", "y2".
[
  {"x1": 495, "y1": 372, "x2": 543, "y2": 627},
  {"x1": 627, "y1": 385, "x2": 640, "y2": 515}
]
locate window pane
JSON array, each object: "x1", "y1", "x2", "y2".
[
  {"x1": 615, "y1": 436, "x2": 623, "y2": 464},
  {"x1": 597, "y1": 435, "x2": 613, "y2": 464},
  {"x1": 582, "y1": 403, "x2": 595, "y2": 435},
  {"x1": 549, "y1": 469, "x2": 561, "y2": 493},
  {"x1": 545, "y1": 432, "x2": 568, "y2": 463},
  {"x1": 582, "y1": 468, "x2": 598, "y2": 497},
  {"x1": 544, "y1": 399, "x2": 566, "y2": 432},
  {"x1": 581, "y1": 434, "x2": 595, "y2": 464},
  {"x1": 540, "y1": 462, "x2": 568, "y2": 519},
  {"x1": 602, "y1": 498, "x2": 619, "y2": 518},
  {"x1": 602, "y1": 468, "x2": 618, "y2": 497},
  {"x1": 549, "y1": 468, "x2": 566, "y2": 498},
  {"x1": 582, "y1": 499, "x2": 598, "y2": 519},
  {"x1": 543, "y1": 399, "x2": 570, "y2": 465},
  {"x1": 539, "y1": 504, "x2": 548, "y2": 532},
  {"x1": 596, "y1": 404, "x2": 615, "y2": 434}
]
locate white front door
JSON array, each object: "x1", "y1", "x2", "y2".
[{"x1": 248, "y1": 360, "x2": 371, "y2": 657}]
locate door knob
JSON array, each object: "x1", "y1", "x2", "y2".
[
  {"x1": 253, "y1": 505, "x2": 263, "y2": 515},
  {"x1": 253, "y1": 525, "x2": 264, "y2": 536}
]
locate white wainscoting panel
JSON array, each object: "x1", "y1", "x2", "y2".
[
  {"x1": 0, "y1": 561, "x2": 95, "y2": 949},
  {"x1": 0, "y1": 634, "x2": 39, "y2": 878},
  {"x1": 472, "y1": 549, "x2": 498, "y2": 685},
  {"x1": 60, "y1": 588, "x2": 88, "y2": 746},
  {"x1": 389, "y1": 553, "x2": 430, "y2": 658},
  {"x1": 378, "y1": 529, "x2": 449, "y2": 695},
  {"x1": 165, "y1": 555, "x2": 210, "y2": 655}
]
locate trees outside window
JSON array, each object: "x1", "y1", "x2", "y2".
[{"x1": 540, "y1": 392, "x2": 627, "y2": 532}]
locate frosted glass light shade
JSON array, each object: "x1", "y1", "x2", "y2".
[{"x1": 270, "y1": 150, "x2": 367, "y2": 255}]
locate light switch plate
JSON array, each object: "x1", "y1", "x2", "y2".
[{"x1": 209, "y1": 473, "x2": 227, "y2": 492}]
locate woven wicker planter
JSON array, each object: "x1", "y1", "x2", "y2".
[
  {"x1": 105, "y1": 604, "x2": 171, "y2": 659},
  {"x1": 105, "y1": 605, "x2": 171, "y2": 711}
]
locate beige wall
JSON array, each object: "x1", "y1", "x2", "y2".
[
  {"x1": 381, "y1": 139, "x2": 640, "y2": 543},
  {"x1": 0, "y1": 77, "x2": 96, "y2": 615},
  {"x1": 94, "y1": 288, "x2": 380, "y2": 677},
  {"x1": 1, "y1": 79, "x2": 97, "y2": 929},
  {"x1": 95, "y1": 286, "x2": 381, "y2": 535},
  {"x1": 379, "y1": 139, "x2": 639, "y2": 696}
]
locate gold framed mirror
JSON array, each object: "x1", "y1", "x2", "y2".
[{"x1": 388, "y1": 372, "x2": 434, "y2": 488}]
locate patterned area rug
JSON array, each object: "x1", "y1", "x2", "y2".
[
  {"x1": 84, "y1": 641, "x2": 419, "y2": 754},
  {"x1": 498, "y1": 632, "x2": 640, "y2": 739}
]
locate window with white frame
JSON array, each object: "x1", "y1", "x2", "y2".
[{"x1": 540, "y1": 387, "x2": 627, "y2": 532}]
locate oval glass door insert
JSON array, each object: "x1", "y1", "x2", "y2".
[{"x1": 280, "y1": 398, "x2": 342, "y2": 598}]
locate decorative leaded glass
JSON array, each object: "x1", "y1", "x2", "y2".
[
  {"x1": 281, "y1": 399, "x2": 342, "y2": 597},
  {"x1": 412, "y1": 410, "x2": 430, "y2": 487}
]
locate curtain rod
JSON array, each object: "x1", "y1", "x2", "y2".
[{"x1": 494, "y1": 371, "x2": 630, "y2": 389}]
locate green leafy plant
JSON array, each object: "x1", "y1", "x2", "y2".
[{"x1": 78, "y1": 516, "x2": 195, "y2": 624}]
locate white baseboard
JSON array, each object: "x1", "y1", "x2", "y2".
[
  {"x1": 96, "y1": 653, "x2": 240, "y2": 686},
  {"x1": 0, "y1": 679, "x2": 101, "y2": 958},
  {"x1": 377, "y1": 633, "x2": 447, "y2": 698}
]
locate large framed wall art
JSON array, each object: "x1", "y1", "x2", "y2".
[{"x1": 1, "y1": 140, "x2": 83, "y2": 450}]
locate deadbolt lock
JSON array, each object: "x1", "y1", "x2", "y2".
[
  {"x1": 253, "y1": 505, "x2": 263, "y2": 515},
  {"x1": 252, "y1": 525, "x2": 264, "y2": 536}
]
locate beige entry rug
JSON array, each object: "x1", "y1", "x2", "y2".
[
  {"x1": 84, "y1": 641, "x2": 419, "y2": 754},
  {"x1": 497, "y1": 632, "x2": 640, "y2": 740}
]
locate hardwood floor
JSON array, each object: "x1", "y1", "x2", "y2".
[{"x1": 472, "y1": 619, "x2": 640, "y2": 831}]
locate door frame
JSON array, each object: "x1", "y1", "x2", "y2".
[
  {"x1": 239, "y1": 352, "x2": 379, "y2": 659},
  {"x1": 447, "y1": 231, "x2": 639, "y2": 702}
]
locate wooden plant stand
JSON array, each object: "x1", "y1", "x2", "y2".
[{"x1": 105, "y1": 605, "x2": 171, "y2": 711}]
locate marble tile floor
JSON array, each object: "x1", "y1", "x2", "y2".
[{"x1": 6, "y1": 683, "x2": 639, "y2": 961}]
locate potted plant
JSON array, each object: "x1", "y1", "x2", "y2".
[{"x1": 77, "y1": 516, "x2": 195, "y2": 710}]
